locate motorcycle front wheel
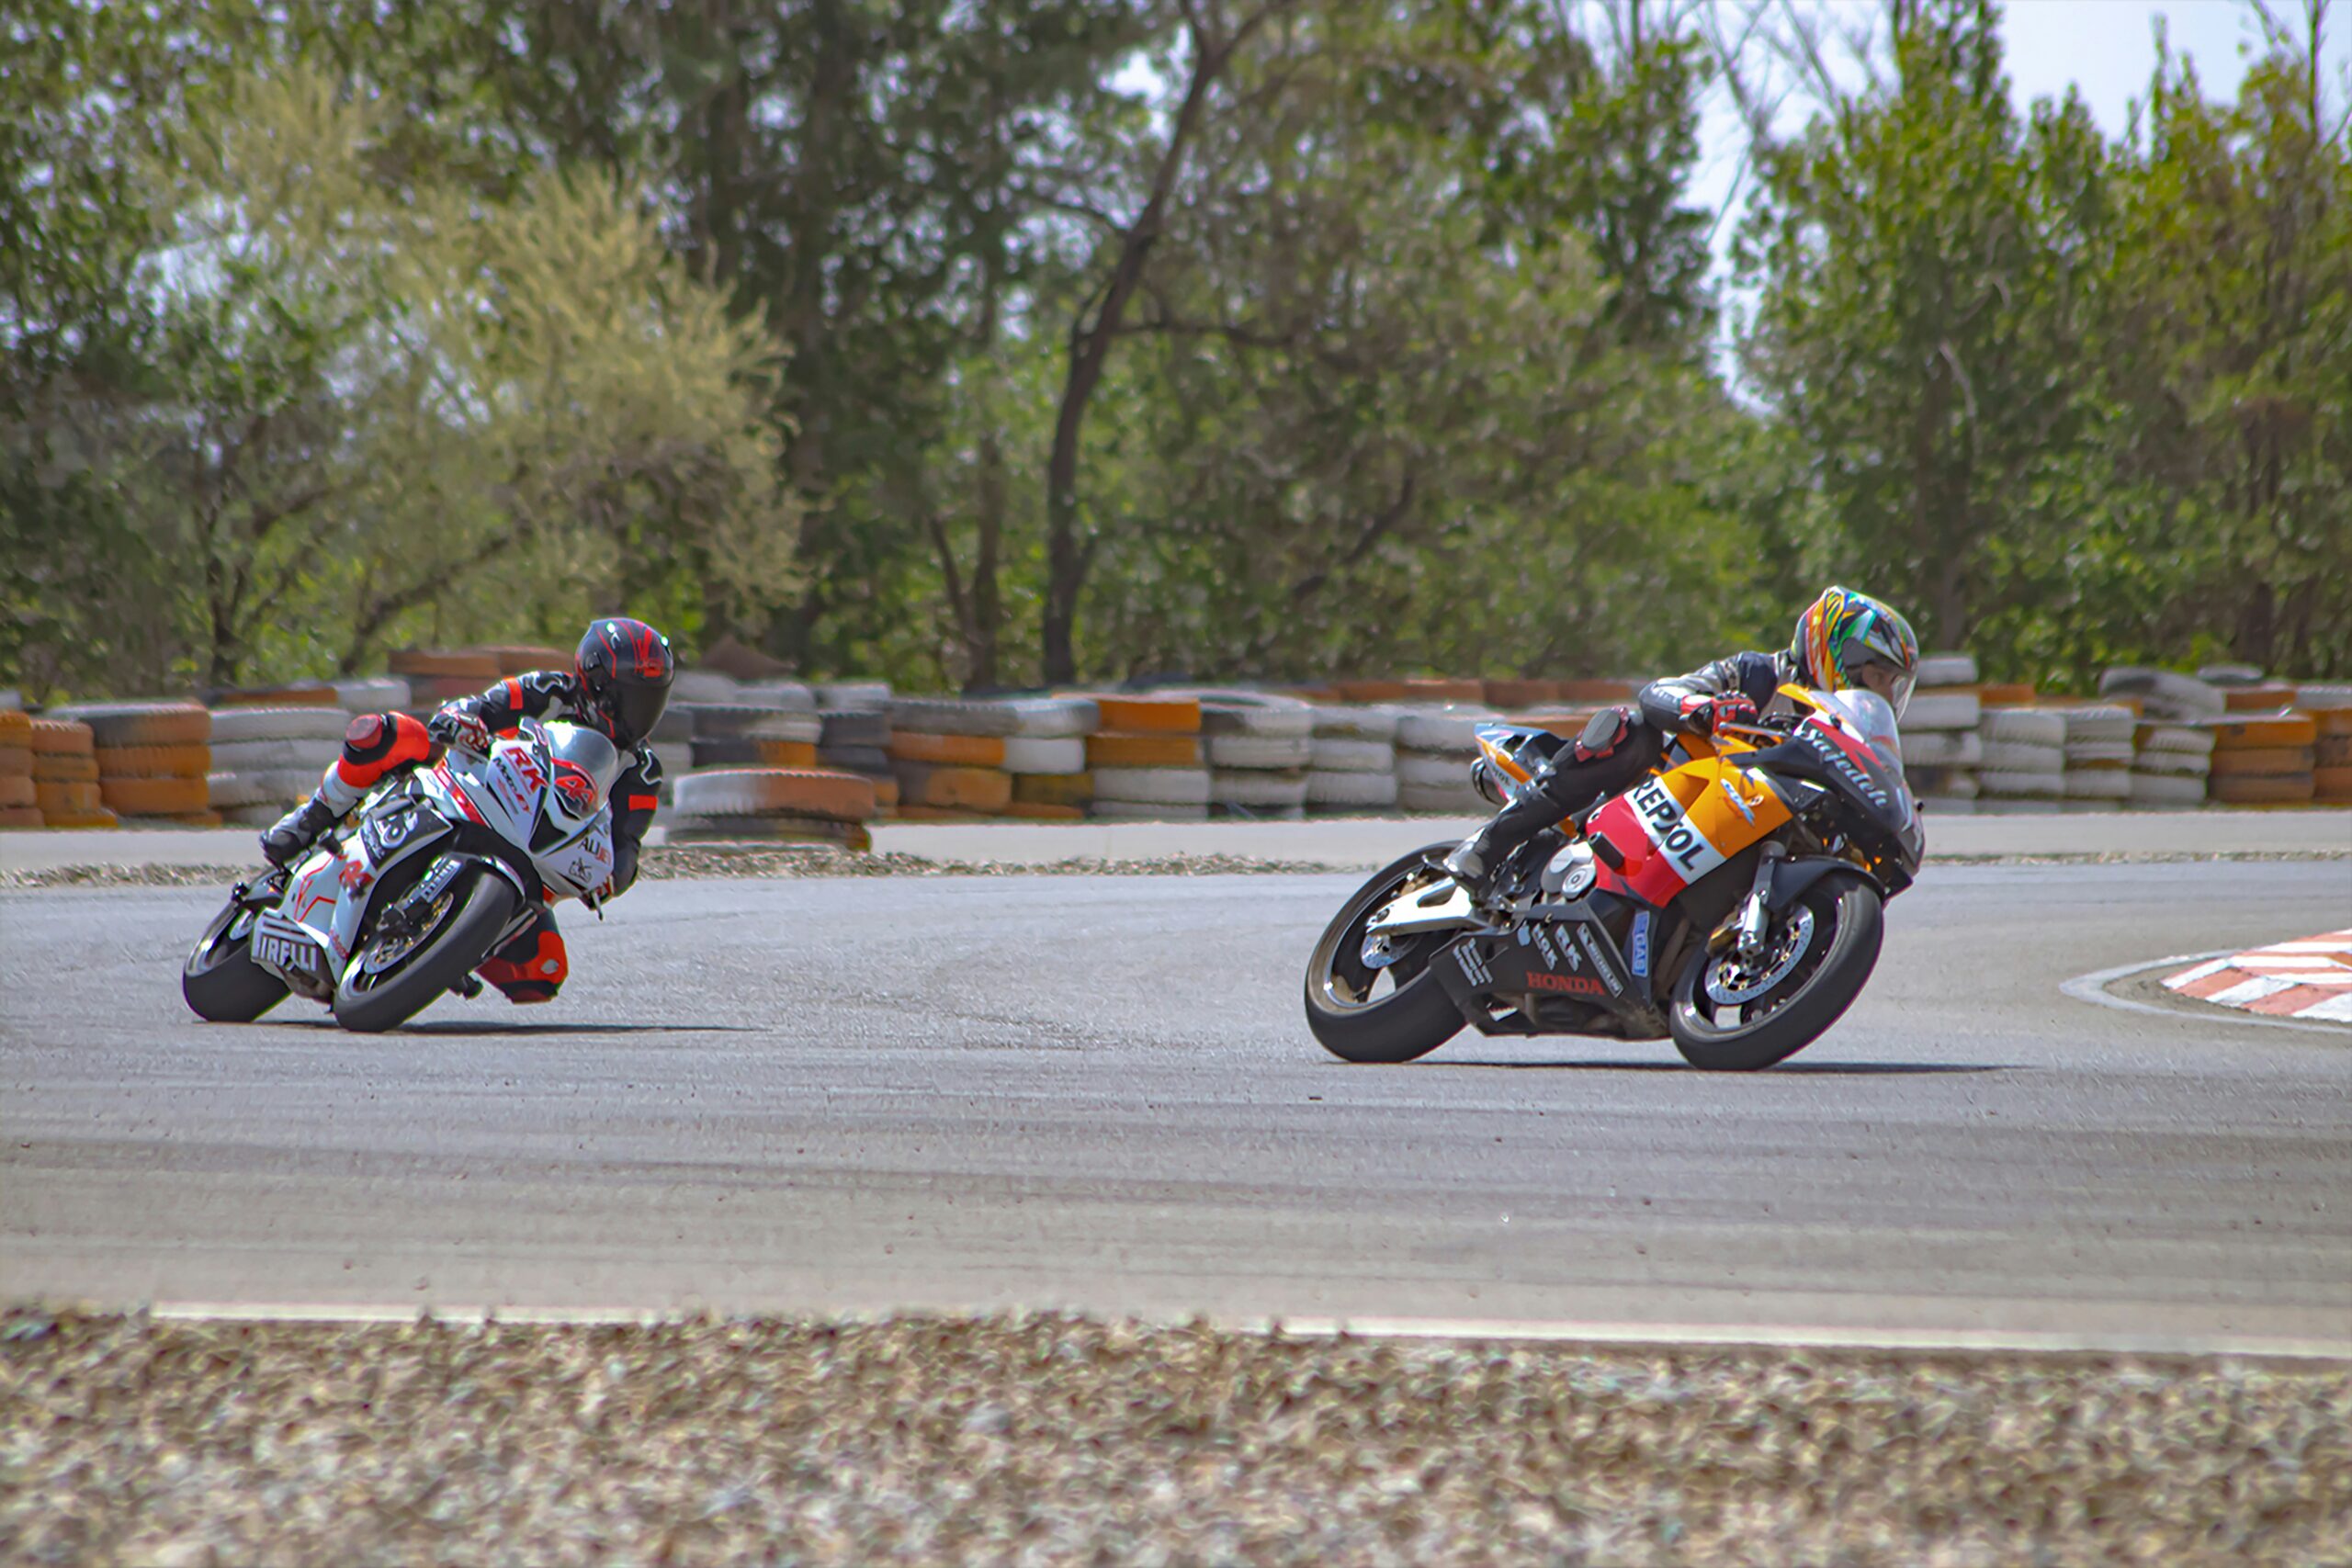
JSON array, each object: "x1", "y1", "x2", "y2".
[
  {"x1": 332, "y1": 866, "x2": 518, "y2": 1033},
  {"x1": 1668, "y1": 873, "x2": 1883, "y2": 1071},
  {"x1": 182, "y1": 892, "x2": 290, "y2": 1022},
  {"x1": 1304, "y1": 844, "x2": 1469, "y2": 1064}
]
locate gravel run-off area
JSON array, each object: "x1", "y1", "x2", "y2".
[{"x1": 3, "y1": 1309, "x2": 2346, "y2": 1566}]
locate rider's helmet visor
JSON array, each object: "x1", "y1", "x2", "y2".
[{"x1": 1849, "y1": 655, "x2": 1915, "y2": 721}]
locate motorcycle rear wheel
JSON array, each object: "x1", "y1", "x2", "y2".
[
  {"x1": 1668, "y1": 873, "x2": 1882, "y2": 1071},
  {"x1": 182, "y1": 894, "x2": 290, "y2": 1023},
  {"x1": 332, "y1": 867, "x2": 518, "y2": 1033},
  {"x1": 1305, "y1": 844, "x2": 1468, "y2": 1064}
]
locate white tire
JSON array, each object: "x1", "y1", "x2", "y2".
[
  {"x1": 2060, "y1": 705, "x2": 2136, "y2": 744},
  {"x1": 1916, "y1": 652, "x2": 1979, "y2": 687},
  {"x1": 817, "y1": 681, "x2": 893, "y2": 710},
  {"x1": 1397, "y1": 780, "x2": 1487, "y2": 814},
  {"x1": 2064, "y1": 742, "x2": 2135, "y2": 767},
  {"x1": 209, "y1": 767, "x2": 325, "y2": 808},
  {"x1": 1003, "y1": 697, "x2": 1098, "y2": 739},
  {"x1": 673, "y1": 671, "x2": 741, "y2": 704},
  {"x1": 1311, "y1": 705, "x2": 1401, "y2": 741},
  {"x1": 2098, "y1": 667, "x2": 2224, "y2": 721},
  {"x1": 1903, "y1": 691, "x2": 1981, "y2": 732},
  {"x1": 208, "y1": 706, "x2": 351, "y2": 744},
  {"x1": 1905, "y1": 767, "x2": 1979, "y2": 798},
  {"x1": 1209, "y1": 769, "x2": 1310, "y2": 807},
  {"x1": 889, "y1": 697, "x2": 1020, "y2": 737},
  {"x1": 1978, "y1": 769, "x2": 2066, "y2": 798},
  {"x1": 2064, "y1": 768, "x2": 2133, "y2": 799},
  {"x1": 2138, "y1": 725, "x2": 2215, "y2": 756},
  {"x1": 1307, "y1": 770, "x2": 1398, "y2": 807},
  {"x1": 1206, "y1": 734, "x2": 1315, "y2": 770},
  {"x1": 1090, "y1": 798, "x2": 1209, "y2": 821},
  {"x1": 1001, "y1": 736, "x2": 1087, "y2": 775},
  {"x1": 733, "y1": 680, "x2": 818, "y2": 713},
  {"x1": 652, "y1": 744, "x2": 695, "y2": 784},
  {"x1": 333, "y1": 677, "x2": 412, "y2": 712},
  {"x1": 2295, "y1": 683, "x2": 2352, "y2": 710},
  {"x1": 1394, "y1": 708, "x2": 1495, "y2": 754},
  {"x1": 1982, "y1": 709, "x2": 2065, "y2": 746},
  {"x1": 1309, "y1": 737, "x2": 1396, "y2": 773},
  {"x1": 1396, "y1": 750, "x2": 1474, "y2": 788},
  {"x1": 684, "y1": 705, "x2": 824, "y2": 743},
  {"x1": 672, "y1": 768, "x2": 876, "y2": 821},
  {"x1": 1091, "y1": 766, "x2": 1212, "y2": 806},
  {"x1": 1197, "y1": 696, "x2": 1314, "y2": 739},
  {"x1": 1980, "y1": 741, "x2": 2065, "y2": 773},
  {"x1": 2133, "y1": 748, "x2": 2211, "y2": 777},
  {"x1": 2130, "y1": 772, "x2": 2208, "y2": 806},
  {"x1": 209, "y1": 737, "x2": 345, "y2": 773},
  {"x1": 1901, "y1": 730, "x2": 1983, "y2": 768}
]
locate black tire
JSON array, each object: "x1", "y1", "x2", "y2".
[
  {"x1": 1668, "y1": 874, "x2": 1883, "y2": 1071},
  {"x1": 1305, "y1": 843, "x2": 1469, "y2": 1064},
  {"x1": 182, "y1": 894, "x2": 290, "y2": 1022},
  {"x1": 332, "y1": 868, "x2": 518, "y2": 1033}
]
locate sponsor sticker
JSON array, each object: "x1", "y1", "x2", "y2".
[
  {"x1": 1629, "y1": 911, "x2": 1652, "y2": 979},
  {"x1": 1527, "y1": 970, "x2": 1606, "y2": 997},
  {"x1": 1456, "y1": 943, "x2": 1493, "y2": 988},
  {"x1": 1577, "y1": 925, "x2": 1624, "y2": 996}
]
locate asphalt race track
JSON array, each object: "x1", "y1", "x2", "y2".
[{"x1": 3, "y1": 860, "x2": 2347, "y2": 1352}]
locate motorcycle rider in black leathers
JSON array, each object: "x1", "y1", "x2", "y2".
[
  {"x1": 1442, "y1": 587, "x2": 1922, "y2": 897},
  {"x1": 258, "y1": 617, "x2": 678, "y2": 1001}
]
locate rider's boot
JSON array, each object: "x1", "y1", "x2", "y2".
[
  {"x1": 1437, "y1": 831, "x2": 1501, "y2": 902},
  {"x1": 259, "y1": 772, "x2": 362, "y2": 868}
]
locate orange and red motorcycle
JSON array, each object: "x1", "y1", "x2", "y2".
[{"x1": 1304, "y1": 686, "x2": 1924, "y2": 1071}]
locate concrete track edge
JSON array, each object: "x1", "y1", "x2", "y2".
[
  {"x1": 2063, "y1": 951, "x2": 2352, "y2": 1037},
  {"x1": 126, "y1": 1302, "x2": 2350, "y2": 1362}
]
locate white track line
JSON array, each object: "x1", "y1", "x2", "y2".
[
  {"x1": 134, "y1": 1303, "x2": 2350, "y2": 1361},
  {"x1": 2060, "y1": 952, "x2": 2352, "y2": 1037}
]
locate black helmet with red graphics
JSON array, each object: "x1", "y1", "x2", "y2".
[{"x1": 575, "y1": 617, "x2": 675, "y2": 748}]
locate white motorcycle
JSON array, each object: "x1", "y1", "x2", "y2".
[{"x1": 182, "y1": 717, "x2": 622, "y2": 1032}]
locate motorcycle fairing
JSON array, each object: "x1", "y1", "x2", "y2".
[
  {"x1": 1431, "y1": 897, "x2": 1666, "y2": 1039},
  {"x1": 1585, "y1": 761, "x2": 1792, "y2": 908}
]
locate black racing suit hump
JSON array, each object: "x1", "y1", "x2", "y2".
[
  {"x1": 1636, "y1": 649, "x2": 1794, "y2": 735},
  {"x1": 449, "y1": 670, "x2": 663, "y2": 895}
]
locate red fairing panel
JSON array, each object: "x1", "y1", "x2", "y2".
[{"x1": 1586, "y1": 795, "x2": 1691, "y2": 906}]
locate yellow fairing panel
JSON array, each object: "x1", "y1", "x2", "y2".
[{"x1": 1662, "y1": 755, "x2": 1790, "y2": 860}]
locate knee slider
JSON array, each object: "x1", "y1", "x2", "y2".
[
  {"x1": 343, "y1": 714, "x2": 388, "y2": 758},
  {"x1": 1573, "y1": 705, "x2": 1636, "y2": 763}
]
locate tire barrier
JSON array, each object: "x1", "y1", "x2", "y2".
[
  {"x1": 670, "y1": 767, "x2": 876, "y2": 823},
  {"x1": 888, "y1": 732, "x2": 1008, "y2": 768},
  {"x1": 1000, "y1": 736, "x2": 1087, "y2": 775},
  {"x1": 47, "y1": 702, "x2": 210, "y2": 823}
]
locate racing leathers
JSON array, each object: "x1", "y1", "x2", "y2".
[
  {"x1": 257, "y1": 670, "x2": 663, "y2": 1002},
  {"x1": 1443, "y1": 649, "x2": 1797, "y2": 891}
]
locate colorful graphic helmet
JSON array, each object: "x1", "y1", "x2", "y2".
[
  {"x1": 576, "y1": 617, "x2": 675, "y2": 748},
  {"x1": 1791, "y1": 587, "x2": 1921, "y2": 719}
]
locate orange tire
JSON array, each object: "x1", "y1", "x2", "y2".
[
  {"x1": 2209, "y1": 773, "x2": 2316, "y2": 805},
  {"x1": 893, "y1": 763, "x2": 1012, "y2": 812},
  {"x1": 2312, "y1": 709, "x2": 2352, "y2": 739},
  {"x1": 0, "y1": 807, "x2": 44, "y2": 828},
  {"x1": 2222, "y1": 684, "x2": 2299, "y2": 712},
  {"x1": 389, "y1": 649, "x2": 503, "y2": 680},
  {"x1": 2311, "y1": 766, "x2": 2352, "y2": 801},
  {"x1": 213, "y1": 685, "x2": 340, "y2": 707},
  {"x1": 1555, "y1": 679, "x2": 1642, "y2": 704},
  {"x1": 35, "y1": 780, "x2": 100, "y2": 814},
  {"x1": 1013, "y1": 772, "x2": 1094, "y2": 807},
  {"x1": 872, "y1": 774, "x2": 900, "y2": 810},
  {"x1": 1004, "y1": 800, "x2": 1087, "y2": 821},
  {"x1": 888, "y1": 731, "x2": 1008, "y2": 767},
  {"x1": 670, "y1": 768, "x2": 878, "y2": 823},
  {"x1": 0, "y1": 746, "x2": 28, "y2": 776},
  {"x1": 1091, "y1": 695, "x2": 1202, "y2": 734},
  {"x1": 42, "y1": 806, "x2": 119, "y2": 829},
  {"x1": 0, "y1": 774, "x2": 32, "y2": 807},
  {"x1": 95, "y1": 743, "x2": 212, "y2": 778},
  {"x1": 28, "y1": 718, "x2": 94, "y2": 755},
  {"x1": 169, "y1": 810, "x2": 227, "y2": 827},
  {"x1": 2211, "y1": 716, "x2": 2318, "y2": 750},
  {"x1": 47, "y1": 702, "x2": 210, "y2": 747},
  {"x1": 1396, "y1": 678, "x2": 1487, "y2": 702},
  {"x1": 0, "y1": 709, "x2": 28, "y2": 745},
  {"x1": 1976, "y1": 683, "x2": 2036, "y2": 707},
  {"x1": 891, "y1": 804, "x2": 999, "y2": 822},
  {"x1": 1087, "y1": 733, "x2": 1203, "y2": 768},
  {"x1": 2208, "y1": 747, "x2": 2316, "y2": 777},
  {"x1": 1332, "y1": 680, "x2": 1409, "y2": 703},
  {"x1": 30, "y1": 753, "x2": 98, "y2": 783},
  {"x1": 1482, "y1": 680, "x2": 1559, "y2": 707},
  {"x1": 2317, "y1": 736, "x2": 2352, "y2": 768},
  {"x1": 100, "y1": 774, "x2": 212, "y2": 815}
]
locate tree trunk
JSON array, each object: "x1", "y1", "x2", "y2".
[{"x1": 1039, "y1": 6, "x2": 1280, "y2": 685}]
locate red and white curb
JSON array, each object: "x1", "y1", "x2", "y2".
[{"x1": 2165, "y1": 930, "x2": 2352, "y2": 1024}]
